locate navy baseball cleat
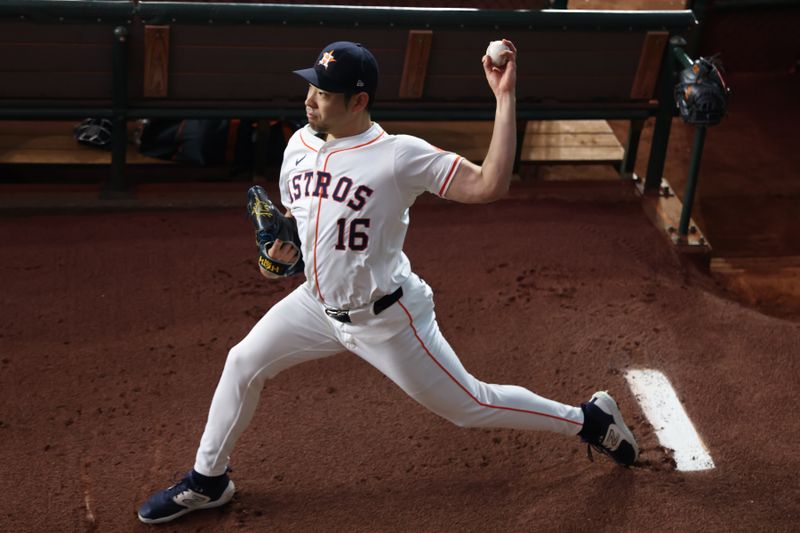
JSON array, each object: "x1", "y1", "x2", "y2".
[
  {"x1": 578, "y1": 391, "x2": 639, "y2": 467},
  {"x1": 138, "y1": 469, "x2": 235, "y2": 524}
]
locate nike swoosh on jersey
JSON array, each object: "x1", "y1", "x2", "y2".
[{"x1": 295, "y1": 154, "x2": 307, "y2": 166}]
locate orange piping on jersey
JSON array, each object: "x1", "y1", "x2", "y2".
[
  {"x1": 299, "y1": 132, "x2": 319, "y2": 152},
  {"x1": 312, "y1": 196, "x2": 325, "y2": 302},
  {"x1": 311, "y1": 128, "x2": 385, "y2": 302},
  {"x1": 397, "y1": 301, "x2": 583, "y2": 428},
  {"x1": 438, "y1": 156, "x2": 462, "y2": 197},
  {"x1": 322, "y1": 130, "x2": 385, "y2": 172}
]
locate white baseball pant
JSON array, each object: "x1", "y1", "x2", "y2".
[{"x1": 194, "y1": 273, "x2": 584, "y2": 476}]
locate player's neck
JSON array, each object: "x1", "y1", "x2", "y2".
[{"x1": 324, "y1": 113, "x2": 372, "y2": 141}]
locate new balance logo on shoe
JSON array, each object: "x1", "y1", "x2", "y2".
[
  {"x1": 174, "y1": 490, "x2": 211, "y2": 507},
  {"x1": 604, "y1": 428, "x2": 621, "y2": 449}
]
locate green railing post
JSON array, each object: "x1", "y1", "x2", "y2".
[
  {"x1": 644, "y1": 39, "x2": 679, "y2": 193},
  {"x1": 672, "y1": 43, "x2": 693, "y2": 70},
  {"x1": 621, "y1": 119, "x2": 644, "y2": 179},
  {"x1": 671, "y1": 41, "x2": 708, "y2": 240},
  {"x1": 678, "y1": 125, "x2": 707, "y2": 238},
  {"x1": 105, "y1": 25, "x2": 129, "y2": 195}
]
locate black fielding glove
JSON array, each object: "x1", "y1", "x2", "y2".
[{"x1": 247, "y1": 185, "x2": 304, "y2": 277}]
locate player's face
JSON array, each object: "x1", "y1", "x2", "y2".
[{"x1": 304, "y1": 85, "x2": 350, "y2": 135}]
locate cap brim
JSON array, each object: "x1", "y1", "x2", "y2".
[{"x1": 293, "y1": 67, "x2": 350, "y2": 93}]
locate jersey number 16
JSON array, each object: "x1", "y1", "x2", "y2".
[{"x1": 335, "y1": 218, "x2": 370, "y2": 251}]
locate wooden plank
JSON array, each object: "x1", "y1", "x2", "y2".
[
  {"x1": 525, "y1": 132, "x2": 625, "y2": 148},
  {"x1": 526, "y1": 120, "x2": 616, "y2": 134},
  {"x1": 0, "y1": 145, "x2": 167, "y2": 164},
  {"x1": 144, "y1": 25, "x2": 170, "y2": 98},
  {"x1": 521, "y1": 145, "x2": 624, "y2": 162},
  {"x1": 522, "y1": 120, "x2": 624, "y2": 162},
  {"x1": 0, "y1": 133, "x2": 83, "y2": 150},
  {"x1": 399, "y1": 30, "x2": 433, "y2": 99},
  {"x1": 630, "y1": 31, "x2": 669, "y2": 100},
  {"x1": 0, "y1": 122, "x2": 167, "y2": 165}
]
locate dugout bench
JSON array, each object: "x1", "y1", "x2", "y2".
[{"x1": 0, "y1": 1, "x2": 708, "y2": 249}]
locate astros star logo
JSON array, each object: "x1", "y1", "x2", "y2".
[{"x1": 318, "y1": 50, "x2": 336, "y2": 69}]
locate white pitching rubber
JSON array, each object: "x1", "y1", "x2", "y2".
[{"x1": 625, "y1": 369, "x2": 715, "y2": 472}]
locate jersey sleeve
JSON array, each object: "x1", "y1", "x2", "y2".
[{"x1": 394, "y1": 135, "x2": 463, "y2": 199}]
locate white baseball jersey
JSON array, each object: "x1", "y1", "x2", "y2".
[
  {"x1": 279, "y1": 122, "x2": 462, "y2": 310},
  {"x1": 193, "y1": 122, "x2": 585, "y2": 478}
]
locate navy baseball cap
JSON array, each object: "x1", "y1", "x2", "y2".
[{"x1": 293, "y1": 41, "x2": 379, "y2": 103}]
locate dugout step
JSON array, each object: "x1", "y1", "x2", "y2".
[
  {"x1": 710, "y1": 255, "x2": 800, "y2": 317},
  {"x1": 636, "y1": 176, "x2": 712, "y2": 255}
]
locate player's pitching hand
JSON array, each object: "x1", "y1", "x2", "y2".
[{"x1": 482, "y1": 39, "x2": 516, "y2": 98}]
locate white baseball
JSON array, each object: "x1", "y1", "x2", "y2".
[{"x1": 486, "y1": 40, "x2": 510, "y2": 67}]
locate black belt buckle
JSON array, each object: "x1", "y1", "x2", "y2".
[{"x1": 325, "y1": 308, "x2": 351, "y2": 323}]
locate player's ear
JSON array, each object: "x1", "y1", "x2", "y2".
[{"x1": 349, "y1": 91, "x2": 370, "y2": 113}]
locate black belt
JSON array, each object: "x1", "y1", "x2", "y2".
[{"x1": 325, "y1": 286, "x2": 403, "y2": 323}]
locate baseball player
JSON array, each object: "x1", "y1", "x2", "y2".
[{"x1": 138, "y1": 40, "x2": 638, "y2": 524}]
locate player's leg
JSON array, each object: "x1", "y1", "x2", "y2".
[
  {"x1": 351, "y1": 274, "x2": 583, "y2": 436},
  {"x1": 195, "y1": 283, "x2": 343, "y2": 475},
  {"x1": 139, "y1": 283, "x2": 343, "y2": 524},
  {"x1": 352, "y1": 274, "x2": 637, "y2": 465}
]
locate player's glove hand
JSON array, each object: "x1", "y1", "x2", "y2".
[{"x1": 247, "y1": 185, "x2": 304, "y2": 277}]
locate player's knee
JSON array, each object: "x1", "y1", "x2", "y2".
[
  {"x1": 434, "y1": 405, "x2": 481, "y2": 428},
  {"x1": 448, "y1": 411, "x2": 487, "y2": 428},
  {"x1": 224, "y1": 345, "x2": 261, "y2": 381},
  {"x1": 448, "y1": 416, "x2": 471, "y2": 428}
]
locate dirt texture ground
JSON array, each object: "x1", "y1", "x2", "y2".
[{"x1": 2, "y1": 189, "x2": 799, "y2": 532}]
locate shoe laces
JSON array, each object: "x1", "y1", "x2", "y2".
[{"x1": 163, "y1": 472, "x2": 195, "y2": 497}]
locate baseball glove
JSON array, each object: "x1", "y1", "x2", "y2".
[
  {"x1": 247, "y1": 185, "x2": 304, "y2": 277},
  {"x1": 674, "y1": 57, "x2": 730, "y2": 126}
]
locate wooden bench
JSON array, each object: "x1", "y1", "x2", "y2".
[
  {"x1": 0, "y1": 121, "x2": 161, "y2": 165},
  {"x1": 0, "y1": 2, "x2": 697, "y2": 193},
  {"x1": 380, "y1": 119, "x2": 624, "y2": 177}
]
